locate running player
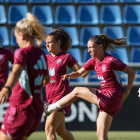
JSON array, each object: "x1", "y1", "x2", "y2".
[
  {"x1": 0, "y1": 13, "x2": 50, "y2": 140},
  {"x1": 44, "y1": 28, "x2": 87, "y2": 140},
  {"x1": 44, "y1": 34, "x2": 135, "y2": 140},
  {"x1": 0, "y1": 39, "x2": 14, "y2": 91}
]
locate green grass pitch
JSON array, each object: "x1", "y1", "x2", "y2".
[{"x1": 29, "y1": 131, "x2": 140, "y2": 140}]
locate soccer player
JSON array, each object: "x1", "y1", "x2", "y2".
[
  {"x1": 0, "y1": 13, "x2": 50, "y2": 140},
  {"x1": 44, "y1": 28, "x2": 87, "y2": 140},
  {"x1": 44, "y1": 34, "x2": 135, "y2": 140},
  {"x1": 0, "y1": 39, "x2": 14, "y2": 91}
]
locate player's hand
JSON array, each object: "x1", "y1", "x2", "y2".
[
  {"x1": 121, "y1": 92, "x2": 129, "y2": 104},
  {"x1": 0, "y1": 88, "x2": 9, "y2": 105},
  {"x1": 61, "y1": 74, "x2": 71, "y2": 81}
]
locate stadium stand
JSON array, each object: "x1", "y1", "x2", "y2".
[
  {"x1": 123, "y1": 5, "x2": 140, "y2": 24},
  {"x1": 8, "y1": 5, "x2": 28, "y2": 25},
  {"x1": 60, "y1": 27, "x2": 79, "y2": 46},
  {"x1": 80, "y1": 27, "x2": 101, "y2": 47},
  {"x1": 74, "y1": 0, "x2": 95, "y2": 3},
  {"x1": 52, "y1": 0, "x2": 73, "y2": 3},
  {"x1": 103, "y1": 26, "x2": 124, "y2": 39},
  {"x1": 32, "y1": 5, "x2": 53, "y2": 25},
  {"x1": 127, "y1": 26, "x2": 140, "y2": 46},
  {"x1": 0, "y1": 5, "x2": 7, "y2": 24},
  {"x1": 0, "y1": 26, "x2": 9, "y2": 46},
  {"x1": 5, "y1": 0, "x2": 27, "y2": 3},
  {"x1": 68, "y1": 48, "x2": 84, "y2": 83},
  {"x1": 0, "y1": 0, "x2": 4, "y2": 3},
  {"x1": 97, "y1": 0, "x2": 118, "y2": 3},
  {"x1": 55, "y1": 5, "x2": 76, "y2": 25},
  {"x1": 100, "y1": 5, "x2": 122, "y2": 25},
  {"x1": 77, "y1": 5, "x2": 99, "y2": 25},
  {"x1": 1, "y1": 0, "x2": 140, "y2": 84},
  {"x1": 120, "y1": 0, "x2": 140, "y2": 3},
  {"x1": 28, "y1": 0, "x2": 50, "y2": 3}
]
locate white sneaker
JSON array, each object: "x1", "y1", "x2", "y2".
[{"x1": 43, "y1": 102, "x2": 52, "y2": 117}]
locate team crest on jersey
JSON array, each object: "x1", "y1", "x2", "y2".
[
  {"x1": 102, "y1": 64, "x2": 106, "y2": 72},
  {"x1": 0, "y1": 55, "x2": 4, "y2": 61},
  {"x1": 56, "y1": 58, "x2": 62, "y2": 65}
]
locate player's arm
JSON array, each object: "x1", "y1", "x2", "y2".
[
  {"x1": 61, "y1": 67, "x2": 88, "y2": 81},
  {"x1": 121, "y1": 66, "x2": 135, "y2": 103},
  {"x1": 72, "y1": 62, "x2": 90, "y2": 78},
  {"x1": 43, "y1": 74, "x2": 50, "y2": 85},
  {"x1": 0, "y1": 64, "x2": 24, "y2": 104}
]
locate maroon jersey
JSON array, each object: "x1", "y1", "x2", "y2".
[
  {"x1": 45, "y1": 51, "x2": 77, "y2": 103},
  {"x1": 9, "y1": 46, "x2": 48, "y2": 116},
  {"x1": 83, "y1": 53, "x2": 126, "y2": 94},
  {"x1": 0, "y1": 48, "x2": 14, "y2": 85}
]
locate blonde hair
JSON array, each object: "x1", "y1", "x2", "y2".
[
  {"x1": 48, "y1": 28, "x2": 72, "y2": 52},
  {"x1": 89, "y1": 34, "x2": 127, "y2": 53},
  {"x1": 15, "y1": 12, "x2": 47, "y2": 47}
]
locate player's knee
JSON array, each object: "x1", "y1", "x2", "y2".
[{"x1": 72, "y1": 87, "x2": 81, "y2": 97}]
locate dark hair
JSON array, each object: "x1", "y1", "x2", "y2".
[
  {"x1": 48, "y1": 28, "x2": 72, "y2": 52},
  {"x1": 88, "y1": 34, "x2": 127, "y2": 52}
]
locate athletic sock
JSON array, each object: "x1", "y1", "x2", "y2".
[{"x1": 48, "y1": 101, "x2": 62, "y2": 112}]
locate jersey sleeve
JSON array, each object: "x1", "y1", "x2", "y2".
[
  {"x1": 83, "y1": 58, "x2": 95, "y2": 70},
  {"x1": 110, "y1": 57, "x2": 127, "y2": 71},
  {"x1": 7, "y1": 49, "x2": 14, "y2": 64},
  {"x1": 14, "y1": 49, "x2": 27, "y2": 68},
  {"x1": 66, "y1": 54, "x2": 78, "y2": 68}
]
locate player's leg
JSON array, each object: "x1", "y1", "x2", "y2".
[
  {"x1": 45, "y1": 111, "x2": 74, "y2": 140},
  {"x1": 0, "y1": 131, "x2": 13, "y2": 140},
  {"x1": 47, "y1": 87, "x2": 99, "y2": 113},
  {"x1": 96, "y1": 112, "x2": 113, "y2": 140},
  {"x1": 55, "y1": 116, "x2": 74, "y2": 140}
]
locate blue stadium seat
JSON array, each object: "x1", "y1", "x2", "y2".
[
  {"x1": 10, "y1": 27, "x2": 18, "y2": 47},
  {"x1": 97, "y1": 0, "x2": 118, "y2": 3},
  {"x1": 41, "y1": 48, "x2": 50, "y2": 55},
  {"x1": 127, "y1": 26, "x2": 140, "y2": 46},
  {"x1": 103, "y1": 26, "x2": 124, "y2": 39},
  {"x1": 0, "y1": 26, "x2": 9, "y2": 46},
  {"x1": 123, "y1": 5, "x2": 140, "y2": 24},
  {"x1": 41, "y1": 27, "x2": 54, "y2": 47},
  {"x1": 0, "y1": 5, "x2": 7, "y2": 24},
  {"x1": 52, "y1": 0, "x2": 73, "y2": 3},
  {"x1": 67, "y1": 48, "x2": 84, "y2": 83},
  {"x1": 55, "y1": 5, "x2": 76, "y2": 25},
  {"x1": 60, "y1": 27, "x2": 79, "y2": 46},
  {"x1": 5, "y1": 0, "x2": 27, "y2": 3},
  {"x1": 77, "y1": 5, "x2": 99, "y2": 25},
  {"x1": 28, "y1": 0, "x2": 50, "y2": 3},
  {"x1": 110, "y1": 48, "x2": 129, "y2": 82},
  {"x1": 130, "y1": 48, "x2": 140, "y2": 63},
  {"x1": 74, "y1": 0, "x2": 95, "y2": 3},
  {"x1": 32, "y1": 5, "x2": 53, "y2": 25},
  {"x1": 130, "y1": 48, "x2": 140, "y2": 81},
  {"x1": 80, "y1": 27, "x2": 101, "y2": 47},
  {"x1": 8, "y1": 5, "x2": 28, "y2": 25},
  {"x1": 100, "y1": 5, "x2": 122, "y2": 25},
  {"x1": 0, "y1": 0, "x2": 5, "y2": 2},
  {"x1": 120, "y1": 0, "x2": 140, "y2": 3}
]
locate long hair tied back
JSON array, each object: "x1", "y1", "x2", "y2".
[
  {"x1": 89, "y1": 34, "x2": 127, "y2": 52},
  {"x1": 15, "y1": 12, "x2": 47, "y2": 47}
]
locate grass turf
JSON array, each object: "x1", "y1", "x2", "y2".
[{"x1": 29, "y1": 131, "x2": 140, "y2": 140}]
